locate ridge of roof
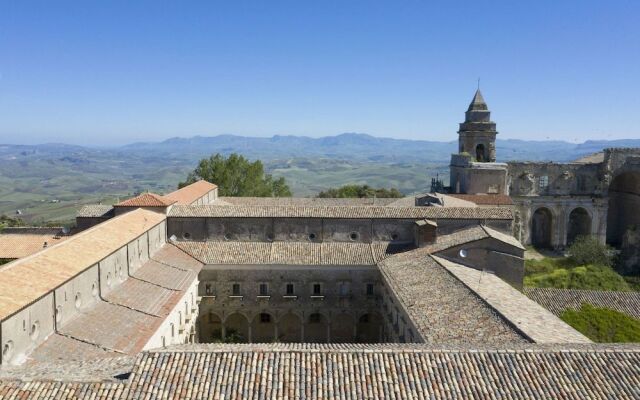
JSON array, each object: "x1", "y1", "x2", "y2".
[
  {"x1": 164, "y1": 180, "x2": 217, "y2": 205},
  {"x1": 115, "y1": 192, "x2": 176, "y2": 207}
]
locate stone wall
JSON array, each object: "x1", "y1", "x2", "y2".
[{"x1": 196, "y1": 265, "x2": 383, "y2": 343}]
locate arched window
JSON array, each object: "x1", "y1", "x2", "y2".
[{"x1": 475, "y1": 144, "x2": 486, "y2": 162}]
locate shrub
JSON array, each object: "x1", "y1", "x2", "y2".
[
  {"x1": 561, "y1": 304, "x2": 640, "y2": 343},
  {"x1": 524, "y1": 264, "x2": 631, "y2": 291},
  {"x1": 567, "y1": 236, "x2": 614, "y2": 267}
]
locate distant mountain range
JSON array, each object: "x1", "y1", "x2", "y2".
[
  {"x1": 1, "y1": 133, "x2": 639, "y2": 223},
  {"x1": 118, "y1": 133, "x2": 640, "y2": 163}
]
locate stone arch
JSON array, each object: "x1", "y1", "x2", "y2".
[
  {"x1": 607, "y1": 171, "x2": 640, "y2": 247},
  {"x1": 531, "y1": 207, "x2": 553, "y2": 248},
  {"x1": 475, "y1": 144, "x2": 486, "y2": 162},
  {"x1": 304, "y1": 312, "x2": 328, "y2": 343},
  {"x1": 330, "y1": 313, "x2": 355, "y2": 342},
  {"x1": 251, "y1": 312, "x2": 276, "y2": 343},
  {"x1": 356, "y1": 312, "x2": 383, "y2": 343},
  {"x1": 224, "y1": 313, "x2": 249, "y2": 343},
  {"x1": 198, "y1": 311, "x2": 222, "y2": 343},
  {"x1": 277, "y1": 312, "x2": 302, "y2": 343},
  {"x1": 567, "y1": 207, "x2": 592, "y2": 245}
]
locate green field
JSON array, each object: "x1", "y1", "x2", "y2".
[{"x1": 0, "y1": 147, "x2": 447, "y2": 224}]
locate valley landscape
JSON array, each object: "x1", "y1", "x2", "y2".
[{"x1": 2, "y1": 133, "x2": 638, "y2": 224}]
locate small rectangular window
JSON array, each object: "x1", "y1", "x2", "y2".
[
  {"x1": 260, "y1": 313, "x2": 271, "y2": 323},
  {"x1": 339, "y1": 282, "x2": 349, "y2": 296},
  {"x1": 366, "y1": 283, "x2": 374, "y2": 296},
  {"x1": 232, "y1": 283, "x2": 241, "y2": 296},
  {"x1": 313, "y1": 283, "x2": 322, "y2": 295},
  {"x1": 286, "y1": 283, "x2": 294, "y2": 295},
  {"x1": 259, "y1": 283, "x2": 268, "y2": 296},
  {"x1": 205, "y1": 283, "x2": 213, "y2": 295},
  {"x1": 539, "y1": 175, "x2": 549, "y2": 190}
]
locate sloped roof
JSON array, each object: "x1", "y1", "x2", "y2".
[
  {"x1": 468, "y1": 88, "x2": 488, "y2": 111},
  {"x1": 378, "y1": 251, "x2": 527, "y2": 344},
  {"x1": 0, "y1": 209, "x2": 166, "y2": 320},
  {"x1": 76, "y1": 205, "x2": 115, "y2": 218},
  {"x1": 525, "y1": 288, "x2": 640, "y2": 319},
  {"x1": 164, "y1": 180, "x2": 217, "y2": 205},
  {"x1": 433, "y1": 256, "x2": 590, "y2": 344},
  {"x1": 175, "y1": 241, "x2": 408, "y2": 265},
  {"x1": 115, "y1": 193, "x2": 176, "y2": 207},
  {"x1": 0, "y1": 228, "x2": 68, "y2": 260},
  {"x1": 168, "y1": 205, "x2": 513, "y2": 219}
]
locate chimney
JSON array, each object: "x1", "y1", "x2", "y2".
[{"x1": 414, "y1": 219, "x2": 437, "y2": 247}]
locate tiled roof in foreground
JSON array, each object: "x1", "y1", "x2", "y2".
[
  {"x1": 168, "y1": 204, "x2": 513, "y2": 219},
  {"x1": 4, "y1": 344, "x2": 638, "y2": 399},
  {"x1": 526, "y1": 287, "x2": 640, "y2": 319}
]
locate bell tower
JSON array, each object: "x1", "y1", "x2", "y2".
[
  {"x1": 458, "y1": 89, "x2": 497, "y2": 162},
  {"x1": 449, "y1": 89, "x2": 507, "y2": 195}
]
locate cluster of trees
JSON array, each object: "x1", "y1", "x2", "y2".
[
  {"x1": 180, "y1": 153, "x2": 404, "y2": 200},
  {"x1": 179, "y1": 153, "x2": 291, "y2": 197},
  {"x1": 316, "y1": 184, "x2": 403, "y2": 199},
  {"x1": 0, "y1": 214, "x2": 24, "y2": 232}
]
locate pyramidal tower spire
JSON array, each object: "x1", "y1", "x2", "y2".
[{"x1": 458, "y1": 89, "x2": 497, "y2": 162}]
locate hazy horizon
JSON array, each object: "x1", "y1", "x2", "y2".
[{"x1": 1, "y1": 1, "x2": 639, "y2": 145}]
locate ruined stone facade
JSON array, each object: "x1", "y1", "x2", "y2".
[{"x1": 450, "y1": 91, "x2": 640, "y2": 275}]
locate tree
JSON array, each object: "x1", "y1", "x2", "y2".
[
  {"x1": 567, "y1": 236, "x2": 615, "y2": 267},
  {"x1": 317, "y1": 184, "x2": 403, "y2": 198},
  {"x1": 179, "y1": 153, "x2": 292, "y2": 197}
]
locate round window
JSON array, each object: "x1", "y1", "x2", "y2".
[
  {"x1": 308, "y1": 233, "x2": 317, "y2": 241},
  {"x1": 224, "y1": 233, "x2": 232, "y2": 241},
  {"x1": 459, "y1": 249, "x2": 468, "y2": 258},
  {"x1": 391, "y1": 233, "x2": 399, "y2": 241},
  {"x1": 349, "y1": 232, "x2": 359, "y2": 241},
  {"x1": 2, "y1": 341, "x2": 13, "y2": 359},
  {"x1": 266, "y1": 233, "x2": 274, "y2": 242},
  {"x1": 183, "y1": 232, "x2": 191, "y2": 240},
  {"x1": 30, "y1": 321, "x2": 40, "y2": 340}
]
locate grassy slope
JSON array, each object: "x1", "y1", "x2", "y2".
[
  {"x1": 561, "y1": 304, "x2": 640, "y2": 343},
  {"x1": 524, "y1": 256, "x2": 633, "y2": 291}
]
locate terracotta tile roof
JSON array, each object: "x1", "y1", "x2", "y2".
[
  {"x1": 175, "y1": 241, "x2": 408, "y2": 265},
  {"x1": 0, "y1": 228, "x2": 68, "y2": 260},
  {"x1": 447, "y1": 193, "x2": 514, "y2": 205},
  {"x1": 24, "y1": 244, "x2": 202, "y2": 363},
  {"x1": 76, "y1": 204, "x2": 115, "y2": 218},
  {"x1": 118, "y1": 345, "x2": 640, "y2": 399},
  {"x1": 525, "y1": 288, "x2": 640, "y2": 319},
  {"x1": 434, "y1": 256, "x2": 591, "y2": 344},
  {"x1": 0, "y1": 209, "x2": 166, "y2": 321},
  {"x1": 164, "y1": 180, "x2": 217, "y2": 205},
  {"x1": 114, "y1": 193, "x2": 176, "y2": 207},
  {"x1": 378, "y1": 251, "x2": 527, "y2": 344},
  {"x1": 168, "y1": 204, "x2": 514, "y2": 219}
]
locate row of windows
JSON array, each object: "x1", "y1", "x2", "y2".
[
  {"x1": 204, "y1": 282, "x2": 375, "y2": 297},
  {"x1": 537, "y1": 175, "x2": 589, "y2": 191}
]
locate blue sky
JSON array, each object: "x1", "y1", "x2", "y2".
[{"x1": 0, "y1": 1, "x2": 639, "y2": 145}]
